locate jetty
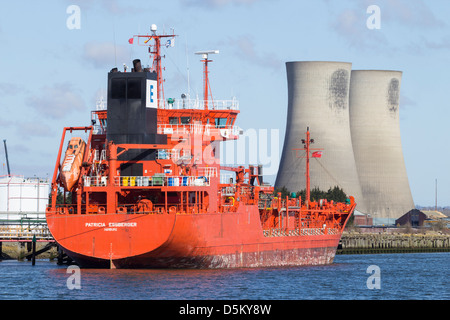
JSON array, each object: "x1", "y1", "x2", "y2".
[
  {"x1": 338, "y1": 230, "x2": 450, "y2": 254},
  {"x1": 0, "y1": 218, "x2": 57, "y2": 263}
]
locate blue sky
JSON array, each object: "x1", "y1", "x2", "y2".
[{"x1": 0, "y1": 0, "x2": 449, "y2": 206}]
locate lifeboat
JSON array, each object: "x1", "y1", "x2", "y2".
[{"x1": 60, "y1": 137, "x2": 86, "y2": 191}]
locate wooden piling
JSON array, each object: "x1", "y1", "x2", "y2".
[
  {"x1": 57, "y1": 245, "x2": 64, "y2": 265},
  {"x1": 31, "y1": 235, "x2": 36, "y2": 266}
]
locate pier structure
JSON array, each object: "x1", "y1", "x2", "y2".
[
  {"x1": 338, "y1": 231, "x2": 450, "y2": 254},
  {"x1": 0, "y1": 215, "x2": 56, "y2": 263}
]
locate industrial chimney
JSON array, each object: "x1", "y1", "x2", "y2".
[
  {"x1": 349, "y1": 70, "x2": 414, "y2": 225},
  {"x1": 276, "y1": 61, "x2": 366, "y2": 210}
]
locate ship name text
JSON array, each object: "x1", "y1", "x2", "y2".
[{"x1": 84, "y1": 222, "x2": 137, "y2": 228}]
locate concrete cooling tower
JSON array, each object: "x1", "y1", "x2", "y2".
[
  {"x1": 276, "y1": 61, "x2": 366, "y2": 210},
  {"x1": 349, "y1": 70, "x2": 414, "y2": 225}
]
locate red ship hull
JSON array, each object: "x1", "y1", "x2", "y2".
[{"x1": 47, "y1": 203, "x2": 343, "y2": 269}]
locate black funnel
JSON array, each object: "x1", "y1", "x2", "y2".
[{"x1": 133, "y1": 59, "x2": 143, "y2": 72}]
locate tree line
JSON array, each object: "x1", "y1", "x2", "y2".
[{"x1": 274, "y1": 186, "x2": 348, "y2": 203}]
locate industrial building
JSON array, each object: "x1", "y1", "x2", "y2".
[
  {"x1": 276, "y1": 62, "x2": 415, "y2": 226},
  {"x1": 395, "y1": 209, "x2": 427, "y2": 227}
]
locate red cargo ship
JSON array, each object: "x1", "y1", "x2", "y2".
[{"x1": 46, "y1": 26, "x2": 355, "y2": 268}]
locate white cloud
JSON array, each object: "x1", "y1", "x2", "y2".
[
  {"x1": 400, "y1": 94, "x2": 416, "y2": 109},
  {"x1": 99, "y1": 0, "x2": 142, "y2": 14},
  {"x1": 224, "y1": 35, "x2": 282, "y2": 71},
  {"x1": 0, "y1": 118, "x2": 12, "y2": 128},
  {"x1": 181, "y1": 0, "x2": 263, "y2": 9},
  {"x1": 82, "y1": 41, "x2": 130, "y2": 69},
  {"x1": 17, "y1": 121, "x2": 53, "y2": 138},
  {"x1": 331, "y1": 9, "x2": 388, "y2": 51},
  {"x1": 423, "y1": 35, "x2": 450, "y2": 50},
  {"x1": 328, "y1": 0, "x2": 445, "y2": 52},
  {"x1": 381, "y1": 0, "x2": 445, "y2": 29},
  {"x1": 0, "y1": 82, "x2": 21, "y2": 95},
  {"x1": 26, "y1": 82, "x2": 86, "y2": 119},
  {"x1": 63, "y1": 0, "x2": 142, "y2": 14}
]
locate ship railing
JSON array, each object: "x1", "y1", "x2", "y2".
[
  {"x1": 114, "y1": 175, "x2": 210, "y2": 187},
  {"x1": 122, "y1": 203, "x2": 208, "y2": 215},
  {"x1": 239, "y1": 186, "x2": 254, "y2": 195},
  {"x1": 158, "y1": 98, "x2": 239, "y2": 110},
  {"x1": 93, "y1": 150, "x2": 107, "y2": 162},
  {"x1": 221, "y1": 186, "x2": 235, "y2": 196},
  {"x1": 157, "y1": 124, "x2": 241, "y2": 138},
  {"x1": 220, "y1": 174, "x2": 233, "y2": 184},
  {"x1": 50, "y1": 204, "x2": 77, "y2": 215},
  {"x1": 84, "y1": 176, "x2": 108, "y2": 187},
  {"x1": 239, "y1": 186, "x2": 258, "y2": 201},
  {"x1": 262, "y1": 227, "x2": 340, "y2": 238},
  {"x1": 300, "y1": 228, "x2": 325, "y2": 236},
  {"x1": 327, "y1": 228, "x2": 340, "y2": 235},
  {"x1": 83, "y1": 175, "x2": 212, "y2": 187},
  {"x1": 258, "y1": 199, "x2": 273, "y2": 209},
  {"x1": 156, "y1": 149, "x2": 191, "y2": 161},
  {"x1": 198, "y1": 167, "x2": 218, "y2": 177},
  {"x1": 263, "y1": 229, "x2": 302, "y2": 237},
  {"x1": 48, "y1": 203, "x2": 212, "y2": 215},
  {"x1": 0, "y1": 224, "x2": 53, "y2": 241},
  {"x1": 92, "y1": 123, "x2": 105, "y2": 135}
]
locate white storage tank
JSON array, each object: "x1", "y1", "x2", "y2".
[{"x1": 0, "y1": 175, "x2": 49, "y2": 220}]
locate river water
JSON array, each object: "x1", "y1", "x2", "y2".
[{"x1": 0, "y1": 252, "x2": 448, "y2": 301}]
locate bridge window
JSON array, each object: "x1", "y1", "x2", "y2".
[
  {"x1": 180, "y1": 117, "x2": 191, "y2": 124},
  {"x1": 111, "y1": 78, "x2": 126, "y2": 99},
  {"x1": 215, "y1": 118, "x2": 227, "y2": 128},
  {"x1": 127, "y1": 78, "x2": 141, "y2": 99}
]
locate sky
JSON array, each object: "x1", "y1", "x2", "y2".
[{"x1": 0, "y1": 0, "x2": 449, "y2": 207}]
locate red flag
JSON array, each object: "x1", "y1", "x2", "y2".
[
  {"x1": 128, "y1": 38, "x2": 134, "y2": 44},
  {"x1": 312, "y1": 151, "x2": 322, "y2": 158}
]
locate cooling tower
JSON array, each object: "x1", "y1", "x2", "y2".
[
  {"x1": 349, "y1": 70, "x2": 414, "y2": 224},
  {"x1": 276, "y1": 61, "x2": 366, "y2": 209}
]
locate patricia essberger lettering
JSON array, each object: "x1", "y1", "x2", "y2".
[
  {"x1": 85, "y1": 222, "x2": 137, "y2": 228},
  {"x1": 85, "y1": 222, "x2": 106, "y2": 227},
  {"x1": 108, "y1": 222, "x2": 137, "y2": 227}
]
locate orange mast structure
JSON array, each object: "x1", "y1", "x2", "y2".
[
  {"x1": 195, "y1": 50, "x2": 219, "y2": 111},
  {"x1": 296, "y1": 127, "x2": 323, "y2": 204},
  {"x1": 130, "y1": 24, "x2": 176, "y2": 107}
]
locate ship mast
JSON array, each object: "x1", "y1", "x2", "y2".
[
  {"x1": 195, "y1": 50, "x2": 219, "y2": 110},
  {"x1": 305, "y1": 129, "x2": 311, "y2": 203},
  {"x1": 130, "y1": 24, "x2": 176, "y2": 108},
  {"x1": 301, "y1": 128, "x2": 313, "y2": 204},
  {"x1": 297, "y1": 127, "x2": 323, "y2": 205},
  {"x1": 150, "y1": 27, "x2": 163, "y2": 106}
]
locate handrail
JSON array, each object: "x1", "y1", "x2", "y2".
[
  {"x1": 115, "y1": 176, "x2": 210, "y2": 187},
  {"x1": 0, "y1": 224, "x2": 53, "y2": 241},
  {"x1": 157, "y1": 123, "x2": 241, "y2": 137},
  {"x1": 159, "y1": 98, "x2": 239, "y2": 110}
]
